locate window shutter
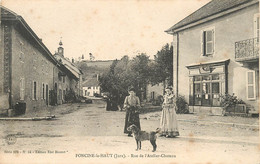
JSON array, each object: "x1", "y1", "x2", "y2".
[
  {"x1": 36, "y1": 81, "x2": 39, "y2": 100},
  {"x1": 247, "y1": 71, "x2": 255, "y2": 99},
  {"x1": 201, "y1": 30, "x2": 204, "y2": 56},
  {"x1": 38, "y1": 82, "x2": 40, "y2": 100},
  {"x1": 212, "y1": 29, "x2": 214, "y2": 53},
  {"x1": 32, "y1": 81, "x2": 34, "y2": 100},
  {"x1": 206, "y1": 30, "x2": 213, "y2": 55}
]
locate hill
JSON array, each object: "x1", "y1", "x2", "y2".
[{"x1": 77, "y1": 60, "x2": 114, "y2": 85}]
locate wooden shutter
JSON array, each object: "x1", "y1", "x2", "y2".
[
  {"x1": 32, "y1": 81, "x2": 34, "y2": 100},
  {"x1": 247, "y1": 71, "x2": 256, "y2": 100},
  {"x1": 206, "y1": 30, "x2": 214, "y2": 55},
  {"x1": 201, "y1": 30, "x2": 204, "y2": 56},
  {"x1": 36, "y1": 81, "x2": 39, "y2": 100}
]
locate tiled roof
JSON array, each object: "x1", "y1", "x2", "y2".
[
  {"x1": 82, "y1": 77, "x2": 99, "y2": 87},
  {"x1": 165, "y1": 0, "x2": 257, "y2": 33}
]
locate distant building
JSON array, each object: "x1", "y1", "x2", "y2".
[
  {"x1": 166, "y1": 0, "x2": 259, "y2": 115},
  {"x1": 82, "y1": 74, "x2": 100, "y2": 97},
  {"x1": 146, "y1": 83, "x2": 164, "y2": 102},
  {"x1": 54, "y1": 41, "x2": 83, "y2": 103}
]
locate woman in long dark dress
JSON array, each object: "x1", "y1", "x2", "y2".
[{"x1": 123, "y1": 87, "x2": 141, "y2": 136}]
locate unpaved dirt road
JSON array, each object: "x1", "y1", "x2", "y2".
[{"x1": 0, "y1": 100, "x2": 259, "y2": 164}]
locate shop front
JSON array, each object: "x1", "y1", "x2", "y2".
[{"x1": 186, "y1": 60, "x2": 230, "y2": 114}]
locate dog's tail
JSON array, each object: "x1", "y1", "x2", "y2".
[{"x1": 155, "y1": 128, "x2": 161, "y2": 134}]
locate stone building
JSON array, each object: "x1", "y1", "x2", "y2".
[
  {"x1": 166, "y1": 0, "x2": 259, "y2": 115},
  {"x1": 0, "y1": 6, "x2": 83, "y2": 115},
  {"x1": 53, "y1": 41, "x2": 83, "y2": 104}
]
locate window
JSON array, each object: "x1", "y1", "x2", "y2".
[
  {"x1": 33, "y1": 81, "x2": 37, "y2": 100},
  {"x1": 190, "y1": 73, "x2": 225, "y2": 107},
  {"x1": 42, "y1": 83, "x2": 45, "y2": 99},
  {"x1": 20, "y1": 78, "x2": 25, "y2": 100},
  {"x1": 201, "y1": 28, "x2": 214, "y2": 56},
  {"x1": 246, "y1": 71, "x2": 256, "y2": 100},
  {"x1": 59, "y1": 89, "x2": 62, "y2": 100},
  {"x1": 63, "y1": 90, "x2": 65, "y2": 100},
  {"x1": 151, "y1": 91, "x2": 155, "y2": 100},
  {"x1": 45, "y1": 84, "x2": 49, "y2": 105},
  {"x1": 63, "y1": 76, "x2": 65, "y2": 83}
]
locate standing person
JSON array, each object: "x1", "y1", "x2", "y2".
[
  {"x1": 123, "y1": 87, "x2": 141, "y2": 136},
  {"x1": 160, "y1": 86, "x2": 180, "y2": 138}
]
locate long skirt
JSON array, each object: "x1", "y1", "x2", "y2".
[
  {"x1": 160, "y1": 104, "x2": 179, "y2": 137},
  {"x1": 124, "y1": 110, "x2": 141, "y2": 134}
]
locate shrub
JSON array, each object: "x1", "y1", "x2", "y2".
[
  {"x1": 220, "y1": 93, "x2": 245, "y2": 112},
  {"x1": 65, "y1": 89, "x2": 77, "y2": 103},
  {"x1": 176, "y1": 95, "x2": 189, "y2": 114}
]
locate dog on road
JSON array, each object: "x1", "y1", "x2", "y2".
[{"x1": 127, "y1": 124, "x2": 160, "y2": 152}]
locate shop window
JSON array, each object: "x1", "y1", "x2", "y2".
[{"x1": 190, "y1": 74, "x2": 225, "y2": 107}]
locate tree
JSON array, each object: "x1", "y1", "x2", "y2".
[
  {"x1": 150, "y1": 43, "x2": 173, "y2": 86},
  {"x1": 129, "y1": 53, "x2": 150, "y2": 99},
  {"x1": 99, "y1": 54, "x2": 151, "y2": 108}
]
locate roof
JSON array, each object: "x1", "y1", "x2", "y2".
[
  {"x1": 0, "y1": 6, "x2": 58, "y2": 65},
  {"x1": 165, "y1": 0, "x2": 258, "y2": 33},
  {"x1": 186, "y1": 59, "x2": 230, "y2": 68},
  {"x1": 82, "y1": 77, "x2": 99, "y2": 87},
  {"x1": 54, "y1": 54, "x2": 83, "y2": 79}
]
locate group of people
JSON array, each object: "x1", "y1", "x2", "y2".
[{"x1": 123, "y1": 86, "x2": 179, "y2": 138}]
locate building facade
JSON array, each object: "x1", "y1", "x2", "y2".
[
  {"x1": 166, "y1": 0, "x2": 259, "y2": 115},
  {"x1": 0, "y1": 6, "x2": 83, "y2": 115},
  {"x1": 146, "y1": 83, "x2": 164, "y2": 102},
  {"x1": 54, "y1": 41, "x2": 83, "y2": 104},
  {"x1": 82, "y1": 75, "x2": 100, "y2": 97}
]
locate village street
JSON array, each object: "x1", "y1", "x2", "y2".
[{"x1": 0, "y1": 100, "x2": 259, "y2": 164}]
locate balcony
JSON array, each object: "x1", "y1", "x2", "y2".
[{"x1": 235, "y1": 37, "x2": 259, "y2": 62}]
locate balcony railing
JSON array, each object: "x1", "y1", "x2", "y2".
[{"x1": 235, "y1": 37, "x2": 259, "y2": 62}]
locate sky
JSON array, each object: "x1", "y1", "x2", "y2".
[{"x1": 1, "y1": 0, "x2": 210, "y2": 60}]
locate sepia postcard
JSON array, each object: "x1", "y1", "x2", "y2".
[{"x1": 0, "y1": 0, "x2": 259, "y2": 163}]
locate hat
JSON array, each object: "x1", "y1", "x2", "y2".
[{"x1": 128, "y1": 86, "x2": 135, "y2": 92}]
